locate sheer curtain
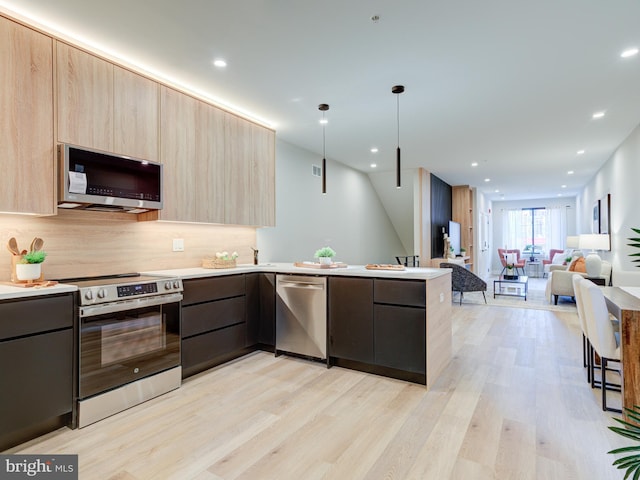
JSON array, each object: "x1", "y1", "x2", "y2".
[
  {"x1": 544, "y1": 206, "x2": 567, "y2": 250},
  {"x1": 501, "y1": 209, "x2": 524, "y2": 249},
  {"x1": 500, "y1": 206, "x2": 568, "y2": 252}
]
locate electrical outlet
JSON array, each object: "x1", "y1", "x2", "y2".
[{"x1": 172, "y1": 238, "x2": 184, "y2": 252}]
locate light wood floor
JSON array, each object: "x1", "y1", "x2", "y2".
[{"x1": 8, "y1": 305, "x2": 625, "y2": 479}]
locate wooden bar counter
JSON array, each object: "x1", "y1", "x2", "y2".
[{"x1": 602, "y1": 286, "x2": 640, "y2": 413}]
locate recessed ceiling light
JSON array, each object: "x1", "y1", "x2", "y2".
[
  {"x1": 577, "y1": 150, "x2": 585, "y2": 155},
  {"x1": 568, "y1": 170, "x2": 574, "y2": 175},
  {"x1": 370, "y1": 163, "x2": 377, "y2": 168},
  {"x1": 557, "y1": 193, "x2": 563, "y2": 197},
  {"x1": 471, "y1": 162, "x2": 478, "y2": 167},
  {"x1": 484, "y1": 178, "x2": 490, "y2": 182},
  {"x1": 213, "y1": 59, "x2": 227, "y2": 68},
  {"x1": 370, "y1": 147, "x2": 378, "y2": 153},
  {"x1": 621, "y1": 48, "x2": 639, "y2": 58},
  {"x1": 592, "y1": 111, "x2": 605, "y2": 119},
  {"x1": 494, "y1": 189, "x2": 500, "y2": 193},
  {"x1": 561, "y1": 184, "x2": 567, "y2": 188},
  {"x1": 319, "y1": 118, "x2": 328, "y2": 125}
]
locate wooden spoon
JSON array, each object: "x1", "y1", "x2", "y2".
[
  {"x1": 7, "y1": 237, "x2": 20, "y2": 256},
  {"x1": 30, "y1": 237, "x2": 44, "y2": 252}
]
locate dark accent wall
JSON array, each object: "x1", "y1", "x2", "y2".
[{"x1": 430, "y1": 174, "x2": 452, "y2": 258}]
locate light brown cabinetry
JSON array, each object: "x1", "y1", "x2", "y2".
[
  {"x1": 224, "y1": 115, "x2": 275, "y2": 226},
  {"x1": 250, "y1": 123, "x2": 276, "y2": 226},
  {"x1": 196, "y1": 101, "x2": 226, "y2": 224},
  {"x1": 452, "y1": 185, "x2": 474, "y2": 272},
  {"x1": 56, "y1": 42, "x2": 113, "y2": 151},
  {"x1": 0, "y1": 16, "x2": 55, "y2": 215},
  {"x1": 57, "y1": 42, "x2": 159, "y2": 160},
  {"x1": 158, "y1": 86, "x2": 198, "y2": 222},
  {"x1": 113, "y1": 67, "x2": 159, "y2": 160}
]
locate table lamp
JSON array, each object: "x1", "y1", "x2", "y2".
[
  {"x1": 579, "y1": 234, "x2": 610, "y2": 277},
  {"x1": 566, "y1": 236, "x2": 580, "y2": 249}
]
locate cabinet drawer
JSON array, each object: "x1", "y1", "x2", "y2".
[
  {"x1": 182, "y1": 296, "x2": 245, "y2": 338},
  {"x1": 182, "y1": 275, "x2": 245, "y2": 305},
  {"x1": 373, "y1": 279, "x2": 426, "y2": 307},
  {"x1": 374, "y1": 304, "x2": 425, "y2": 374},
  {"x1": 0, "y1": 294, "x2": 74, "y2": 341},
  {"x1": 182, "y1": 323, "x2": 247, "y2": 372}
]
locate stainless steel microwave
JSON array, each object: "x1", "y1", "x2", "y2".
[{"x1": 58, "y1": 144, "x2": 163, "y2": 213}]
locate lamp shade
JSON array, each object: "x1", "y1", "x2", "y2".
[
  {"x1": 578, "y1": 234, "x2": 610, "y2": 251},
  {"x1": 566, "y1": 236, "x2": 580, "y2": 249}
]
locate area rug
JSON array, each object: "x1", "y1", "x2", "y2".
[{"x1": 453, "y1": 275, "x2": 577, "y2": 312}]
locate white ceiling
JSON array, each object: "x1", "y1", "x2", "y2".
[{"x1": 4, "y1": 0, "x2": 640, "y2": 201}]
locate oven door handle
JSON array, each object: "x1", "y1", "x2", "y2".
[{"x1": 79, "y1": 293, "x2": 183, "y2": 318}]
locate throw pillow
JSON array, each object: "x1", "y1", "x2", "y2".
[
  {"x1": 569, "y1": 257, "x2": 587, "y2": 273},
  {"x1": 551, "y1": 252, "x2": 565, "y2": 264},
  {"x1": 504, "y1": 253, "x2": 517, "y2": 265}
]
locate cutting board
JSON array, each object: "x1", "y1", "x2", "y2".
[
  {"x1": 365, "y1": 264, "x2": 406, "y2": 271},
  {"x1": 293, "y1": 262, "x2": 348, "y2": 269}
]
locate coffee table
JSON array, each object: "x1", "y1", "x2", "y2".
[{"x1": 494, "y1": 275, "x2": 528, "y2": 300}]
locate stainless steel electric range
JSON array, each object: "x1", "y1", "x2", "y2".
[{"x1": 60, "y1": 273, "x2": 183, "y2": 428}]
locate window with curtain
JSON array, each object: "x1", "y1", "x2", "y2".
[{"x1": 500, "y1": 206, "x2": 567, "y2": 255}]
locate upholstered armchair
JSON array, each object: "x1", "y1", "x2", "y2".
[
  {"x1": 542, "y1": 249, "x2": 565, "y2": 277},
  {"x1": 545, "y1": 260, "x2": 612, "y2": 305},
  {"x1": 497, "y1": 248, "x2": 526, "y2": 275},
  {"x1": 440, "y1": 262, "x2": 487, "y2": 305}
]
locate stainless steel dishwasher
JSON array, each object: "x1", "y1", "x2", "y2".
[{"x1": 276, "y1": 274, "x2": 327, "y2": 360}]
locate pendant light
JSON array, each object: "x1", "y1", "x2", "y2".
[
  {"x1": 392, "y1": 85, "x2": 405, "y2": 188},
  {"x1": 319, "y1": 103, "x2": 329, "y2": 194}
]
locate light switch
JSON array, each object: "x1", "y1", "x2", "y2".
[
  {"x1": 439, "y1": 292, "x2": 445, "y2": 303},
  {"x1": 172, "y1": 239, "x2": 184, "y2": 252}
]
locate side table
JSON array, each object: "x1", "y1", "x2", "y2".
[{"x1": 586, "y1": 277, "x2": 606, "y2": 286}]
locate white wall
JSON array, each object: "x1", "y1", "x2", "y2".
[
  {"x1": 257, "y1": 139, "x2": 405, "y2": 265},
  {"x1": 579, "y1": 122, "x2": 640, "y2": 282},
  {"x1": 474, "y1": 190, "x2": 493, "y2": 279},
  {"x1": 490, "y1": 197, "x2": 577, "y2": 275}
]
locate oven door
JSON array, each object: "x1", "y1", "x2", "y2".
[{"x1": 79, "y1": 293, "x2": 182, "y2": 399}]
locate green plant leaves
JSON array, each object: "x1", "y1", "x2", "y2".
[
  {"x1": 629, "y1": 229, "x2": 640, "y2": 268},
  {"x1": 609, "y1": 406, "x2": 640, "y2": 478}
]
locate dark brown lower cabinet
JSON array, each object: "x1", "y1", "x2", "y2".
[
  {"x1": 181, "y1": 276, "x2": 249, "y2": 378},
  {"x1": 0, "y1": 294, "x2": 74, "y2": 451},
  {"x1": 374, "y1": 304, "x2": 425, "y2": 374},
  {"x1": 329, "y1": 277, "x2": 427, "y2": 383},
  {"x1": 328, "y1": 276, "x2": 374, "y2": 363},
  {"x1": 246, "y1": 272, "x2": 275, "y2": 348}
]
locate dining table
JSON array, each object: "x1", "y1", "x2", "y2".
[{"x1": 602, "y1": 286, "x2": 640, "y2": 416}]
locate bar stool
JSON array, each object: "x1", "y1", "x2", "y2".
[
  {"x1": 579, "y1": 278, "x2": 621, "y2": 412},
  {"x1": 572, "y1": 274, "x2": 590, "y2": 380}
]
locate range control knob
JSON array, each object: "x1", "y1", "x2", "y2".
[
  {"x1": 85, "y1": 290, "x2": 93, "y2": 301},
  {"x1": 165, "y1": 281, "x2": 173, "y2": 290},
  {"x1": 173, "y1": 280, "x2": 180, "y2": 289},
  {"x1": 97, "y1": 288, "x2": 107, "y2": 299}
]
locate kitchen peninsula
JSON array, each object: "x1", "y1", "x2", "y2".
[{"x1": 145, "y1": 263, "x2": 452, "y2": 388}]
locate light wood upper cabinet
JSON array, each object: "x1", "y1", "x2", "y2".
[
  {"x1": 0, "y1": 16, "x2": 55, "y2": 215},
  {"x1": 56, "y1": 42, "x2": 113, "y2": 151},
  {"x1": 224, "y1": 114, "x2": 253, "y2": 225},
  {"x1": 158, "y1": 86, "x2": 198, "y2": 222},
  {"x1": 223, "y1": 115, "x2": 275, "y2": 226},
  {"x1": 57, "y1": 44, "x2": 159, "y2": 161},
  {"x1": 250, "y1": 123, "x2": 275, "y2": 227},
  {"x1": 113, "y1": 67, "x2": 159, "y2": 161},
  {"x1": 195, "y1": 102, "x2": 225, "y2": 224}
]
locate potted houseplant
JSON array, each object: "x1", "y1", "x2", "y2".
[
  {"x1": 315, "y1": 246, "x2": 336, "y2": 265},
  {"x1": 16, "y1": 250, "x2": 46, "y2": 281},
  {"x1": 505, "y1": 263, "x2": 517, "y2": 280}
]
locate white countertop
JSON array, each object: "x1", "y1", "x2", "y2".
[
  {"x1": 0, "y1": 282, "x2": 77, "y2": 301},
  {"x1": 144, "y1": 263, "x2": 450, "y2": 281}
]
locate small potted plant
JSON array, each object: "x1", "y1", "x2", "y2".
[
  {"x1": 315, "y1": 246, "x2": 336, "y2": 265},
  {"x1": 16, "y1": 250, "x2": 47, "y2": 281},
  {"x1": 505, "y1": 263, "x2": 517, "y2": 279}
]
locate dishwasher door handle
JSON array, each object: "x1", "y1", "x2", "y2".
[{"x1": 279, "y1": 281, "x2": 325, "y2": 290}]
